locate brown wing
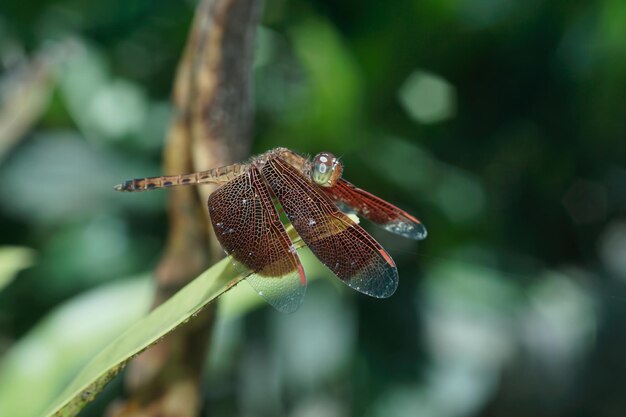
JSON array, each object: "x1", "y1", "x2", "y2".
[
  {"x1": 321, "y1": 179, "x2": 427, "y2": 240},
  {"x1": 262, "y1": 157, "x2": 398, "y2": 298},
  {"x1": 208, "y1": 165, "x2": 305, "y2": 313}
]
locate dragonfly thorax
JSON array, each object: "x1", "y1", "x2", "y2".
[{"x1": 311, "y1": 152, "x2": 343, "y2": 187}]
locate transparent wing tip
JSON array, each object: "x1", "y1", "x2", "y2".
[
  {"x1": 246, "y1": 270, "x2": 307, "y2": 314},
  {"x1": 344, "y1": 267, "x2": 399, "y2": 299},
  {"x1": 383, "y1": 220, "x2": 427, "y2": 240}
]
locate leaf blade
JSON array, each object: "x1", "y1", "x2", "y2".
[{"x1": 43, "y1": 256, "x2": 247, "y2": 417}]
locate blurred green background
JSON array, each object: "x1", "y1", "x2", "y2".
[{"x1": 1, "y1": 0, "x2": 625, "y2": 416}]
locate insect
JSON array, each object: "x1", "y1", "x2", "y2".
[{"x1": 115, "y1": 147, "x2": 426, "y2": 312}]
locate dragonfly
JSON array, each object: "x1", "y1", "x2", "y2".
[{"x1": 115, "y1": 147, "x2": 426, "y2": 312}]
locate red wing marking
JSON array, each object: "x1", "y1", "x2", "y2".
[
  {"x1": 208, "y1": 165, "x2": 305, "y2": 313},
  {"x1": 378, "y1": 248, "x2": 394, "y2": 266},
  {"x1": 262, "y1": 157, "x2": 398, "y2": 298},
  {"x1": 321, "y1": 178, "x2": 427, "y2": 240}
]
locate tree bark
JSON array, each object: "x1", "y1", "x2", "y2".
[{"x1": 105, "y1": 1, "x2": 259, "y2": 416}]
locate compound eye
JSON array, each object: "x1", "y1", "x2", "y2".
[{"x1": 311, "y1": 152, "x2": 342, "y2": 187}]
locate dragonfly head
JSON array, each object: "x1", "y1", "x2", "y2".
[{"x1": 311, "y1": 152, "x2": 342, "y2": 187}]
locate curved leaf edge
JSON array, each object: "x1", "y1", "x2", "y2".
[{"x1": 44, "y1": 255, "x2": 248, "y2": 417}]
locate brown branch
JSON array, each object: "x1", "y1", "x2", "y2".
[
  {"x1": 105, "y1": 1, "x2": 259, "y2": 416},
  {"x1": 0, "y1": 48, "x2": 57, "y2": 163}
]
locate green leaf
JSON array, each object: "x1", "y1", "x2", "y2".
[
  {"x1": 0, "y1": 276, "x2": 152, "y2": 417},
  {"x1": 42, "y1": 255, "x2": 248, "y2": 417},
  {"x1": 0, "y1": 246, "x2": 36, "y2": 292}
]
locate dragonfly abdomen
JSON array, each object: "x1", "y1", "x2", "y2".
[{"x1": 114, "y1": 164, "x2": 248, "y2": 192}]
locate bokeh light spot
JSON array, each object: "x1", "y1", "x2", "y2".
[{"x1": 398, "y1": 70, "x2": 456, "y2": 124}]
